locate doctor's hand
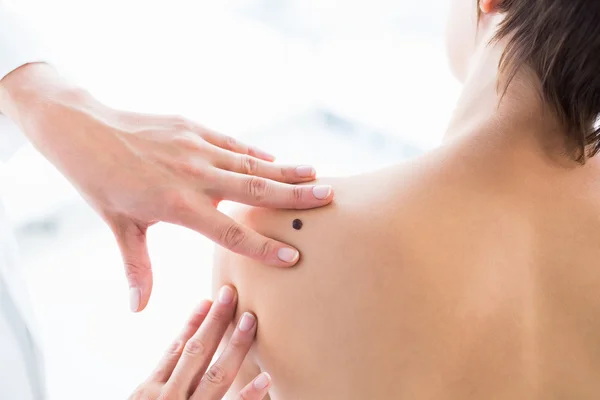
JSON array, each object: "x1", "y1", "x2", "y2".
[
  {"x1": 0, "y1": 63, "x2": 334, "y2": 311},
  {"x1": 130, "y1": 286, "x2": 271, "y2": 400}
]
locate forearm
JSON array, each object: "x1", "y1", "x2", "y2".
[
  {"x1": 0, "y1": 63, "x2": 93, "y2": 138},
  {"x1": 0, "y1": 62, "x2": 122, "y2": 205}
]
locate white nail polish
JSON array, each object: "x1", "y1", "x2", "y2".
[
  {"x1": 218, "y1": 286, "x2": 234, "y2": 304},
  {"x1": 312, "y1": 185, "x2": 332, "y2": 200},
  {"x1": 253, "y1": 372, "x2": 271, "y2": 390},
  {"x1": 129, "y1": 287, "x2": 141, "y2": 312},
  {"x1": 277, "y1": 248, "x2": 299, "y2": 263},
  {"x1": 296, "y1": 166, "x2": 315, "y2": 177},
  {"x1": 238, "y1": 313, "x2": 256, "y2": 332}
]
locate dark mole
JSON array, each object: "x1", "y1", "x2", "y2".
[{"x1": 292, "y1": 219, "x2": 303, "y2": 230}]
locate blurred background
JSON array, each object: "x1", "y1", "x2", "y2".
[{"x1": 0, "y1": 0, "x2": 460, "y2": 398}]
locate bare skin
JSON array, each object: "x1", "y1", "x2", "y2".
[
  {"x1": 213, "y1": 7, "x2": 600, "y2": 399},
  {"x1": 214, "y1": 138, "x2": 600, "y2": 400}
]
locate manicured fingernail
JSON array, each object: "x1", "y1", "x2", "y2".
[
  {"x1": 295, "y1": 165, "x2": 315, "y2": 178},
  {"x1": 238, "y1": 312, "x2": 256, "y2": 332},
  {"x1": 253, "y1": 372, "x2": 271, "y2": 390},
  {"x1": 277, "y1": 247, "x2": 299, "y2": 263},
  {"x1": 312, "y1": 185, "x2": 332, "y2": 200},
  {"x1": 218, "y1": 286, "x2": 234, "y2": 304},
  {"x1": 129, "y1": 287, "x2": 140, "y2": 312}
]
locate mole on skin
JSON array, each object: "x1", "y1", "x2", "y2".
[{"x1": 292, "y1": 219, "x2": 303, "y2": 230}]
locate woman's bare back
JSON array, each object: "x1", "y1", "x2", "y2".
[{"x1": 213, "y1": 142, "x2": 600, "y2": 399}]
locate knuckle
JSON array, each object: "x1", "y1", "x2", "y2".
[
  {"x1": 203, "y1": 364, "x2": 229, "y2": 386},
  {"x1": 246, "y1": 177, "x2": 268, "y2": 200},
  {"x1": 162, "y1": 191, "x2": 191, "y2": 214},
  {"x1": 124, "y1": 261, "x2": 151, "y2": 280},
  {"x1": 224, "y1": 135, "x2": 238, "y2": 150},
  {"x1": 167, "y1": 339, "x2": 183, "y2": 356},
  {"x1": 292, "y1": 185, "x2": 304, "y2": 202},
  {"x1": 171, "y1": 135, "x2": 203, "y2": 152},
  {"x1": 247, "y1": 147, "x2": 258, "y2": 158},
  {"x1": 166, "y1": 153, "x2": 210, "y2": 179},
  {"x1": 172, "y1": 115, "x2": 194, "y2": 132},
  {"x1": 240, "y1": 155, "x2": 259, "y2": 176},
  {"x1": 178, "y1": 160, "x2": 207, "y2": 178},
  {"x1": 219, "y1": 223, "x2": 247, "y2": 250},
  {"x1": 280, "y1": 166, "x2": 291, "y2": 179},
  {"x1": 257, "y1": 240, "x2": 273, "y2": 259},
  {"x1": 183, "y1": 337, "x2": 206, "y2": 356}
]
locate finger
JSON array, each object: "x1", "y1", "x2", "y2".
[
  {"x1": 148, "y1": 300, "x2": 213, "y2": 383},
  {"x1": 111, "y1": 219, "x2": 153, "y2": 313},
  {"x1": 213, "y1": 169, "x2": 334, "y2": 209},
  {"x1": 211, "y1": 146, "x2": 316, "y2": 183},
  {"x1": 179, "y1": 208, "x2": 300, "y2": 266},
  {"x1": 165, "y1": 200, "x2": 300, "y2": 266},
  {"x1": 191, "y1": 312, "x2": 258, "y2": 399},
  {"x1": 237, "y1": 373, "x2": 272, "y2": 400},
  {"x1": 163, "y1": 285, "x2": 238, "y2": 397},
  {"x1": 196, "y1": 128, "x2": 275, "y2": 162}
]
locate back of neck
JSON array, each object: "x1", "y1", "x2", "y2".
[{"x1": 444, "y1": 35, "x2": 582, "y2": 172}]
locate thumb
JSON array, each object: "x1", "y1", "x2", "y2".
[{"x1": 111, "y1": 219, "x2": 154, "y2": 313}]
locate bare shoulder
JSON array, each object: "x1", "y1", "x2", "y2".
[
  {"x1": 212, "y1": 170, "x2": 411, "y2": 396},
  {"x1": 212, "y1": 166, "x2": 420, "y2": 291},
  {"x1": 211, "y1": 151, "x2": 506, "y2": 397},
  {"x1": 212, "y1": 150, "x2": 476, "y2": 324}
]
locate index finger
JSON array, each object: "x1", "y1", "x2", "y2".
[
  {"x1": 164, "y1": 286, "x2": 238, "y2": 396},
  {"x1": 148, "y1": 300, "x2": 213, "y2": 383},
  {"x1": 174, "y1": 206, "x2": 300, "y2": 266}
]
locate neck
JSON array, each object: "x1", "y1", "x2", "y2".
[{"x1": 443, "y1": 32, "x2": 571, "y2": 166}]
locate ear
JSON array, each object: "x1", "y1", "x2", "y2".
[{"x1": 479, "y1": 0, "x2": 501, "y2": 14}]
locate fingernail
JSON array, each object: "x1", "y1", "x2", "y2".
[
  {"x1": 253, "y1": 372, "x2": 271, "y2": 390},
  {"x1": 238, "y1": 312, "x2": 256, "y2": 332},
  {"x1": 218, "y1": 286, "x2": 234, "y2": 304},
  {"x1": 312, "y1": 185, "x2": 332, "y2": 200},
  {"x1": 277, "y1": 247, "x2": 299, "y2": 263},
  {"x1": 295, "y1": 165, "x2": 315, "y2": 178},
  {"x1": 129, "y1": 287, "x2": 141, "y2": 312}
]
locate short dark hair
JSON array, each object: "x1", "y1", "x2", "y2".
[{"x1": 480, "y1": 0, "x2": 600, "y2": 162}]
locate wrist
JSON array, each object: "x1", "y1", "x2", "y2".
[
  {"x1": 0, "y1": 63, "x2": 105, "y2": 144},
  {"x1": 0, "y1": 63, "x2": 94, "y2": 126}
]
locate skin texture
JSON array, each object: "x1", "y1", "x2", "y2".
[
  {"x1": 129, "y1": 287, "x2": 273, "y2": 400},
  {"x1": 214, "y1": 142, "x2": 600, "y2": 400},
  {"x1": 0, "y1": 63, "x2": 334, "y2": 312},
  {"x1": 213, "y1": 1, "x2": 600, "y2": 398},
  {"x1": 445, "y1": 0, "x2": 479, "y2": 81}
]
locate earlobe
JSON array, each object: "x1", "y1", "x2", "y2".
[{"x1": 479, "y1": 0, "x2": 495, "y2": 14}]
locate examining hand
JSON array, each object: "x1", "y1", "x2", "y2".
[
  {"x1": 130, "y1": 286, "x2": 270, "y2": 400},
  {"x1": 0, "y1": 63, "x2": 334, "y2": 311}
]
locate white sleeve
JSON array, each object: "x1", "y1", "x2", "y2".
[{"x1": 0, "y1": 5, "x2": 49, "y2": 161}]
